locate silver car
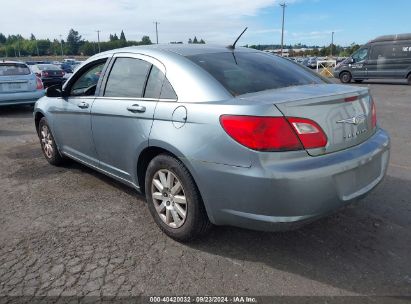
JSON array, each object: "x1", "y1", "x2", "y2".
[
  {"x1": 0, "y1": 61, "x2": 45, "y2": 106},
  {"x1": 33, "y1": 45, "x2": 390, "y2": 241}
]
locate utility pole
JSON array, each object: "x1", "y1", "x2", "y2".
[
  {"x1": 153, "y1": 21, "x2": 159, "y2": 44},
  {"x1": 59, "y1": 35, "x2": 64, "y2": 58},
  {"x1": 96, "y1": 30, "x2": 101, "y2": 53},
  {"x1": 331, "y1": 31, "x2": 334, "y2": 57},
  {"x1": 280, "y1": 3, "x2": 287, "y2": 57}
]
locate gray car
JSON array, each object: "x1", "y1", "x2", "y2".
[
  {"x1": 33, "y1": 45, "x2": 390, "y2": 241},
  {"x1": 0, "y1": 61, "x2": 45, "y2": 106}
]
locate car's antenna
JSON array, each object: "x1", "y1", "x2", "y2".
[{"x1": 228, "y1": 27, "x2": 248, "y2": 50}]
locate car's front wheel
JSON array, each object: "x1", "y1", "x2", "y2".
[
  {"x1": 339, "y1": 71, "x2": 352, "y2": 83},
  {"x1": 38, "y1": 117, "x2": 65, "y2": 166},
  {"x1": 145, "y1": 154, "x2": 211, "y2": 241}
]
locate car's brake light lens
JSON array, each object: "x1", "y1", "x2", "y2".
[
  {"x1": 220, "y1": 115, "x2": 328, "y2": 151},
  {"x1": 35, "y1": 77, "x2": 43, "y2": 90},
  {"x1": 286, "y1": 117, "x2": 328, "y2": 149},
  {"x1": 220, "y1": 115, "x2": 303, "y2": 151},
  {"x1": 371, "y1": 97, "x2": 377, "y2": 129}
]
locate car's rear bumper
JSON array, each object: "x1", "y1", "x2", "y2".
[
  {"x1": 190, "y1": 128, "x2": 390, "y2": 231},
  {"x1": 0, "y1": 90, "x2": 45, "y2": 106},
  {"x1": 42, "y1": 78, "x2": 64, "y2": 87}
]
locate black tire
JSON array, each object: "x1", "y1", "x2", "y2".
[
  {"x1": 38, "y1": 117, "x2": 65, "y2": 166},
  {"x1": 354, "y1": 79, "x2": 363, "y2": 83},
  {"x1": 339, "y1": 71, "x2": 352, "y2": 84},
  {"x1": 145, "y1": 154, "x2": 211, "y2": 241},
  {"x1": 407, "y1": 74, "x2": 411, "y2": 85}
]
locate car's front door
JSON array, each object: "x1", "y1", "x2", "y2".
[
  {"x1": 52, "y1": 58, "x2": 109, "y2": 166},
  {"x1": 350, "y1": 48, "x2": 369, "y2": 79},
  {"x1": 91, "y1": 54, "x2": 166, "y2": 184}
]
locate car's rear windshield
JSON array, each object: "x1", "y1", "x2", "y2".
[
  {"x1": 0, "y1": 63, "x2": 31, "y2": 76},
  {"x1": 37, "y1": 64, "x2": 60, "y2": 71},
  {"x1": 186, "y1": 52, "x2": 326, "y2": 96}
]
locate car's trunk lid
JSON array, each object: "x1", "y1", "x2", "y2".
[
  {"x1": 238, "y1": 84, "x2": 375, "y2": 156},
  {"x1": 0, "y1": 74, "x2": 36, "y2": 93}
]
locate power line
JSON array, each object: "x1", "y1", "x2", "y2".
[
  {"x1": 280, "y1": 3, "x2": 287, "y2": 57},
  {"x1": 153, "y1": 21, "x2": 159, "y2": 44}
]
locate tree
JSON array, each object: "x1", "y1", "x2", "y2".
[
  {"x1": 30, "y1": 33, "x2": 36, "y2": 41},
  {"x1": 199, "y1": 39, "x2": 205, "y2": 44},
  {"x1": 66, "y1": 29, "x2": 83, "y2": 55},
  {"x1": 188, "y1": 38, "x2": 192, "y2": 44},
  {"x1": 0, "y1": 33, "x2": 6, "y2": 44},
  {"x1": 120, "y1": 30, "x2": 126, "y2": 41},
  {"x1": 141, "y1": 36, "x2": 152, "y2": 45},
  {"x1": 193, "y1": 36, "x2": 198, "y2": 44}
]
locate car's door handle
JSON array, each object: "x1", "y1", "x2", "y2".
[
  {"x1": 77, "y1": 101, "x2": 89, "y2": 109},
  {"x1": 127, "y1": 104, "x2": 146, "y2": 113}
]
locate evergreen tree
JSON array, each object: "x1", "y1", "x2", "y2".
[
  {"x1": 141, "y1": 36, "x2": 152, "y2": 45},
  {"x1": 188, "y1": 38, "x2": 192, "y2": 44},
  {"x1": 0, "y1": 33, "x2": 6, "y2": 44},
  {"x1": 30, "y1": 33, "x2": 36, "y2": 41},
  {"x1": 120, "y1": 30, "x2": 126, "y2": 41},
  {"x1": 193, "y1": 36, "x2": 198, "y2": 44}
]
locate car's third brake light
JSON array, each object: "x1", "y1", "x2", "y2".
[
  {"x1": 220, "y1": 115, "x2": 303, "y2": 151},
  {"x1": 286, "y1": 117, "x2": 328, "y2": 149}
]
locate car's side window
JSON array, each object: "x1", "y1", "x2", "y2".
[
  {"x1": 352, "y1": 48, "x2": 369, "y2": 62},
  {"x1": 144, "y1": 65, "x2": 178, "y2": 100},
  {"x1": 144, "y1": 66, "x2": 165, "y2": 99},
  {"x1": 160, "y1": 78, "x2": 177, "y2": 100},
  {"x1": 104, "y1": 58, "x2": 151, "y2": 98},
  {"x1": 70, "y1": 61, "x2": 106, "y2": 96}
]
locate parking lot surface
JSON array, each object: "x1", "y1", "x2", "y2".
[{"x1": 0, "y1": 80, "x2": 410, "y2": 298}]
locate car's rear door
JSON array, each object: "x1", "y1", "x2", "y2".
[
  {"x1": 91, "y1": 53, "x2": 165, "y2": 184},
  {"x1": 52, "y1": 57, "x2": 109, "y2": 166}
]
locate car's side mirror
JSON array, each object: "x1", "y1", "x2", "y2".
[
  {"x1": 349, "y1": 57, "x2": 355, "y2": 63},
  {"x1": 46, "y1": 84, "x2": 68, "y2": 98}
]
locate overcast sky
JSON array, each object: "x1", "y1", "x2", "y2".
[{"x1": 1, "y1": 0, "x2": 410, "y2": 46}]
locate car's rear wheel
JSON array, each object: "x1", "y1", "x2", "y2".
[
  {"x1": 407, "y1": 74, "x2": 411, "y2": 85},
  {"x1": 38, "y1": 117, "x2": 65, "y2": 166},
  {"x1": 145, "y1": 154, "x2": 211, "y2": 241},
  {"x1": 339, "y1": 71, "x2": 352, "y2": 83}
]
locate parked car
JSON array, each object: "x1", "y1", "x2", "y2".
[
  {"x1": 60, "y1": 63, "x2": 74, "y2": 74},
  {"x1": 334, "y1": 33, "x2": 411, "y2": 84},
  {"x1": 307, "y1": 57, "x2": 318, "y2": 69},
  {"x1": 34, "y1": 45, "x2": 390, "y2": 241},
  {"x1": 31, "y1": 64, "x2": 65, "y2": 88},
  {"x1": 0, "y1": 61, "x2": 45, "y2": 106}
]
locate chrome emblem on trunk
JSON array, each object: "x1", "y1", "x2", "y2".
[{"x1": 336, "y1": 114, "x2": 367, "y2": 126}]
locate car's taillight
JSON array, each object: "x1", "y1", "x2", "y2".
[
  {"x1": 41, "y1": 71, "x2": 49, "y2": 77},
  {"x1": 286, "y1": 117, "x2": 328, "y2": 149},
  {"x1": 371, "y1": 97, "x2": 377, "y2": 129},
  {"x1": 220, "y1": 115, "x2": 328, "y2": 152},
  {"x1": 220, "y1": 115, "x2": 303, "y2": 151},
  {"x1": 36, "y1": 77, "x2": 43, "y2": 90}
]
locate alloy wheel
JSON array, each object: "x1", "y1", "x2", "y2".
[
  {"x1": 40, "y1": 125, "x2": 54, "y2": 158},
  {"x1": 151, "y1": 169, "x2": 187, "y2": 228}
]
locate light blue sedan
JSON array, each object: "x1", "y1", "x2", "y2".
[
  {"x1": 33, "y1": 45, "x2": 390, "y2": 241},
  {"x1": 0, "y1": 61, "x2": 45, "y2": 106}
]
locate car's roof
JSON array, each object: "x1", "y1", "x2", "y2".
[
  {"x1": 101, "y1": 44, "x2": 255, "y2": 57},
  {"x1": 0, "y1": 60, "x2": 28, "y2": 65}
]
